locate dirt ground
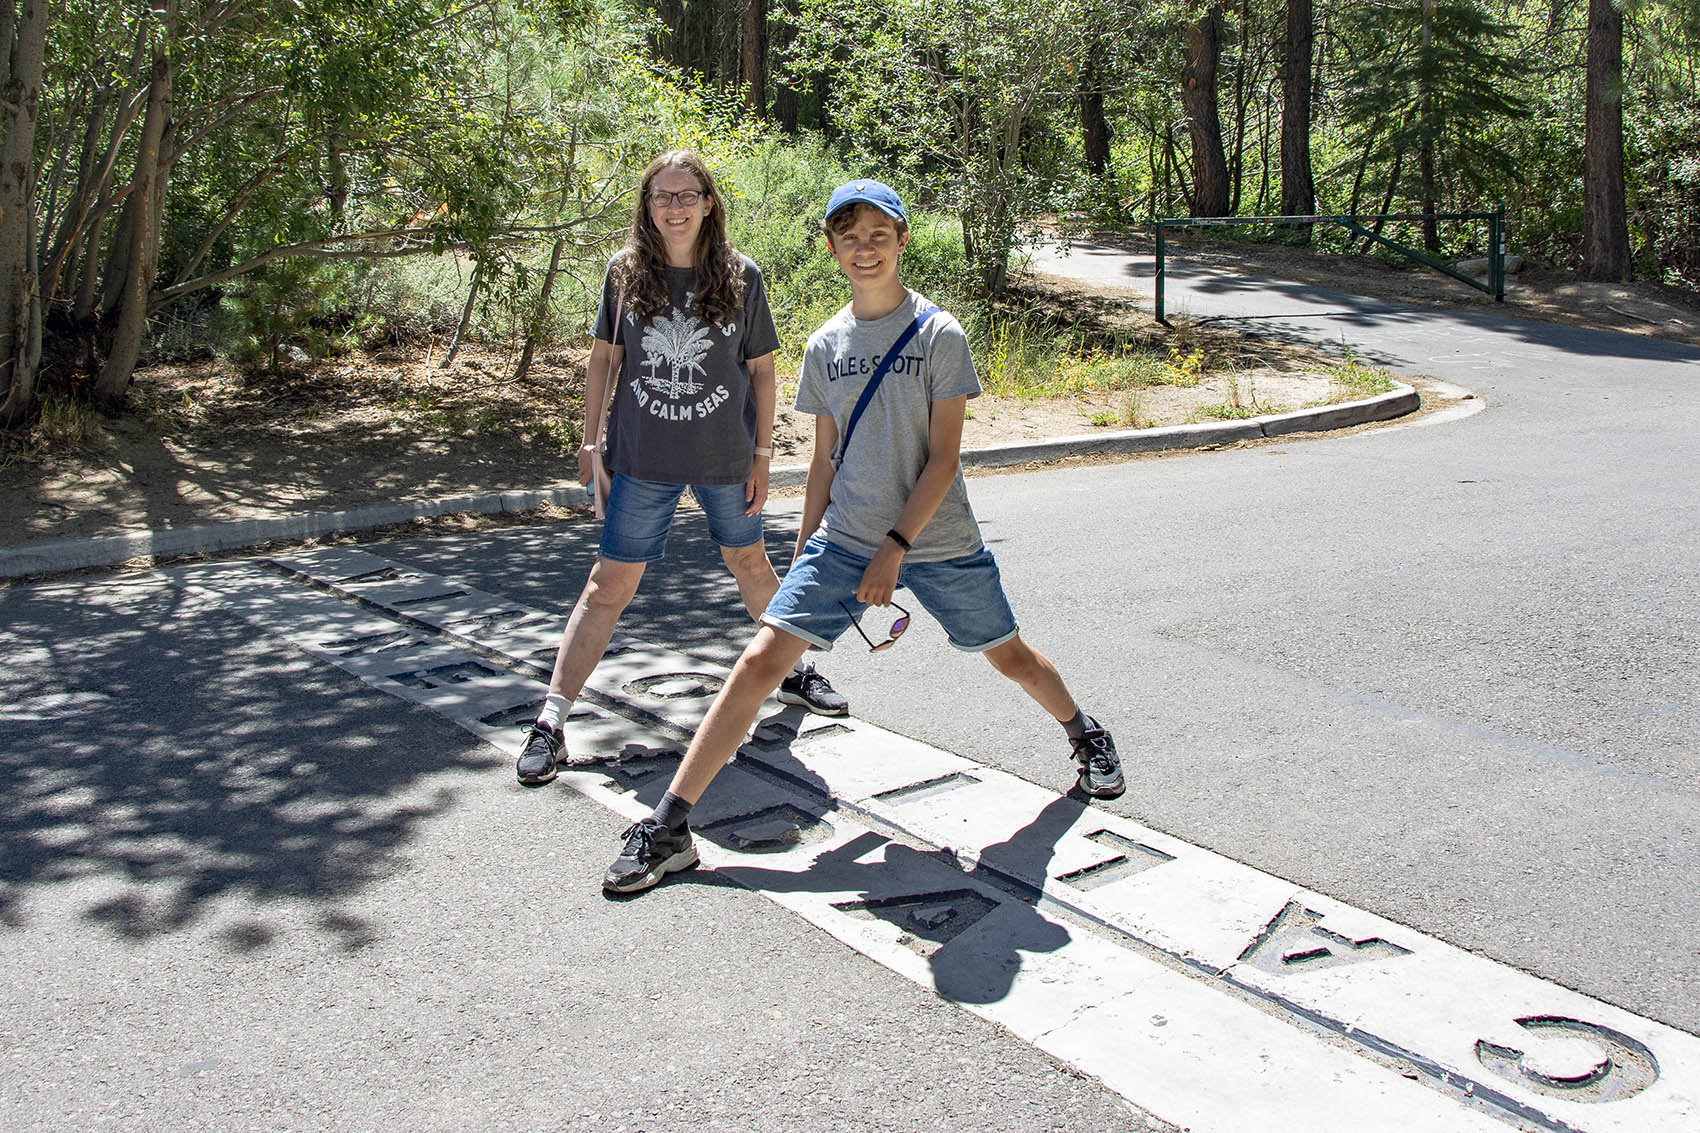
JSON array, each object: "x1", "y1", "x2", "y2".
[{"x1": 5, "y1": 237, "x2": 1696, "y2": 563}]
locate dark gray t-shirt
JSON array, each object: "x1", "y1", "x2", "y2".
[
  {"x1": 592, "y1": 252, "x2": 780, "y2": 485},
  {"x1": 797, "y1": 291, "x2": 984, "y2": 561}
]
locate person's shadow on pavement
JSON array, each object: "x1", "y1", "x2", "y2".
[{"x1": 704, "y1": 792, "x2": 1088, "y2": 1006}]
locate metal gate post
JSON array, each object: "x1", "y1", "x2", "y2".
[
  {"x1": 1155, "y1": 222, "x2": 1169, "y2": 327},
  {"x1": 1490, "y1": 207, "x2": 1505, "y2": 302}
]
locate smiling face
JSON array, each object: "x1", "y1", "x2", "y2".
[
  {"x1": 825, "y1": 203, "x2": 910, "y2": 295},
  {"x1": 645, "y1": 163, "x2": 713, "y2": 268}
]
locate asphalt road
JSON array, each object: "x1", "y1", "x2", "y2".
[{"x1": 3, "y1": 245, "x2": 1697, "y2": 1129}]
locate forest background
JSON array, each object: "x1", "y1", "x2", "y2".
[{"x1": 1, "y1": 0, "x2": 1697, "y2": 451}]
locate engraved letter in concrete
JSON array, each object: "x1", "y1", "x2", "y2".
[
  {"x1": 391, "y1": 660, "x2": 500, "y2": 689},
  {"x1": 873, "y1": 772, "x2": 981, "y2": 805},
  {"x1": 1057, "y1": 830, "x2": 1176, "y2": 891},
  {"x1": 1475, "y1": 1016, "x2": 1659, "y2": 1103},
  {"x1": 834, "y1": 889, "x2": 1000, "y2": 957},
  {"x1": 1238, "y1": 901, "x2": 1411, "y2": 974},
  {"x1": 699, "y1": 804, "x2": 834, "y2": 853}
]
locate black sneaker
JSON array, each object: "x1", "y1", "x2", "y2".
[
  {"x1": 777, "y1": 664, "x2": 848, "y2": 716},
  {"x1": 516, "y1": 722, "x2": 563, "y2": 785},
  {"x1": 1072, "y1": 726, "x2": 1125, "y2": 799},
  {"x1": 603, "y1": 819, "x2": 698, "y2": 894}
]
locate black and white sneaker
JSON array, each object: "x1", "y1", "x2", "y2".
[
  {"x1": 516, "y1": 722, "x2": 563, "y2": 785},
  {"x1": 603, "y1": 819, "x2": 699, "y2": 894},
  {"x1": 1071, "y1": 726, "x2": 1125, "y2": 799},
  {"x1": 777, "y1": 664, "x2": 848, "y2": 716}
]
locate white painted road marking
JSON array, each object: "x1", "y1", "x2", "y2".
[{"x1": 171, "y1": 548, "x2": 1700, "y2": 1132}]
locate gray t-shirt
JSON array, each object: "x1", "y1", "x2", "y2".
[
  {"x1": 797, "y1": 290, "x2": 984, "y2": 561},
  {"x1": 592, "y1": 252, "x2": 780, "y2": 485}
]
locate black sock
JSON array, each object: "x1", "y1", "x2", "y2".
[
  {"x1": 651, "y1": 791, "x2": 694, "y2": 831},
  {"x1": 1062, "y1": 710, "x2": 1096, "y2": 741}
]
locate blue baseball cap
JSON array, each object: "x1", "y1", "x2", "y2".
[{"x1": 825, "y1": 179, "x2": 907, "y2": 224}]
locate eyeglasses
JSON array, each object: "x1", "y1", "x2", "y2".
[
  {"x1": 840, "y1": 600, "x2": 910, "y2": 652},
  {"x1": 647, "y1": 188, "x2": 705, "y2": 208}
]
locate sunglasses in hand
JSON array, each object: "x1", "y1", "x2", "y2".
[{"x1": 841, "y1": 600, "x2": 910, "y2": 652}]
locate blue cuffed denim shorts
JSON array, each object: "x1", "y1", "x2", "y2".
[
  {"x1": 599, "y1": 474, "x2": 763, "y2": 563},
  {"x1": 761, "y1": 535, "x2": 1019, "y2": 653}
]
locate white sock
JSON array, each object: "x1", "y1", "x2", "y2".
[
  {"x1": 537, "y1": 693, "x2": 570, "y2": 730},
  {"x1": 791, "y1": 660, "x2": 810, "y2": 677}
]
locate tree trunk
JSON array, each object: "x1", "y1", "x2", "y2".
[
  {"x1": 93, "y1": 28, "x2": 174, "y2": 406},
  {"x1": 0, "y1": 0, "x2": 49, "y2": 426},
  {"x1": 326, "y1": 123, "x2": 349, "y2": 228},
  {"x1": 1581, "y1": 0, "x2": 1630, "y2": 280},
  {"x1": 442, "y1": 259, "x2": 483, "y2": 368},
  {"x1": 1182, "y1": 3, "x2": 1230, "y2": 217},
  {"x1": 680, "y1": 0, "x2": 716, "y2": 75},
  {"x1": 1364, "y1": 149, "x2": 1403, "y2": 253},
  {"x1": 1417, "y1": 0, "x2": 1439, "y2": 253},
  {"x1": 43, "y1": 86, "x2": 109, "y2": 305},
  {"x1": 512, "y1": 240, "x2": 565, "y2": 384},
  {"x1": 650, "y1": 0, "x2": 681, "y2": 60},
  {"x1": 72, "y1": 212, "x2": 105, "y2": 325},
  {"x1": 813, "y1": 70, "x2": 832, "y2": 137},
  {"x1": 1228, "y1": 0, "x2": 1251, "y2": 215},
  {"x1": 1280, "y1": 0, "x2": 1316, "y2": 239},
  {"x1": 773, "y1": 0, "x2": 797, "y2": 132},
  {"x1": 1080, "y1": 38, "x2": 1111, "y2": 177},
  {"x1": 1418, "y1": 128, "x2": 1439, "y2": 252},
  {"x1": 741, "y1": 0, "x2": 766, "y2": 118},
  {"x1": 717, "y1": 0, "x2": 740, "y2": 88}
]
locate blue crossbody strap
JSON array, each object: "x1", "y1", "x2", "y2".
[{"x1": 833, "y1": 305, "x2": 940, "y2": 469}]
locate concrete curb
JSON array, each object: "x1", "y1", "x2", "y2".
[{"x1": 3, "y1": 382, "x2": 1418, "y2": 580}]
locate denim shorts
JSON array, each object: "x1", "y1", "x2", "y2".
[
  {"x1": 599, "y1": 474, "x2": 763, "y2": 563},
  {"x1": 762, "y1": 535, "x2": 1019, "y2": 653}
]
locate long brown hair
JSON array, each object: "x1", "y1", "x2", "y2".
[{"x1": 610, "y1": 151, "x2": 744, "y2": 326}]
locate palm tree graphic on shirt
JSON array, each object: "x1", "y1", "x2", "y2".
[{"x1": 640, "y1": 309, "x2": 712, "y2": 399}]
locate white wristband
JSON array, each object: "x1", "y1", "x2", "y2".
[{"x1": 753, "y1": 445, "x2": 773, "y2": 458}]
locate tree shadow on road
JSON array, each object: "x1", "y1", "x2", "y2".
[
  {"x1": 0, "y1": 576, "x2": 490, "y2": 951},
  {"x1": 1038, "y1": 237, "x2": 1700, "y2": 366},
  {"x1": 380, "y1": 506, "x2": 811, "y2": 671}
]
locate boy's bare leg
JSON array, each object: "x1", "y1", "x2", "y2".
[
  {"x1": 667, "y1": 625, "x2": 812, "y2": 804},
  {"x1": 982, "y1": 634, "x2": 1078, "y2": 721},
  {"x1": 984, "y1": 634, "x2": 1126, "y2": 799},
  {"x1": 724, "y1": 541, "x2": 848, "y2": 716},
  {"x1": 604, "y1": 625, "x2": 812, "y2": 893}
]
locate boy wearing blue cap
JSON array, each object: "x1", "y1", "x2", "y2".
[{"x1": 604, "y1": 179, "x2": 1123, "y2": 894}]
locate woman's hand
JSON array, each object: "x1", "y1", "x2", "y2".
[{"x1": 744, "y1": 456, "x2": 771, "y2": 516}]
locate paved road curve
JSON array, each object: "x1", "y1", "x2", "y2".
[{"x1": 955, "y1": 241, "x2": 1700, "y2": 1032}]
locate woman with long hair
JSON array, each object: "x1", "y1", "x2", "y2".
[{"x1": 516, "y1": 150, "x2": 846, "y2": 785}]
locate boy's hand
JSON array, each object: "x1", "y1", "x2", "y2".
[
  {"x1": 855, "y1": 542, "x2": 904, "y2": 607},
  {"x1": 745, "y1": 456, "x2": 770, "y2": 516}
]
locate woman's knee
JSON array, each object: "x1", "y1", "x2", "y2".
[
  {"x1": 580, "y1": 558, "x2": 644, "y2": 613},
  {"x1": 721, "y1": 540, "x2": 775, "y2": 580}
]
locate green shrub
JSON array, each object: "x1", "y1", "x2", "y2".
[{"x1": 720, "y1": 138, "x2": 977, "y2": 369}]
